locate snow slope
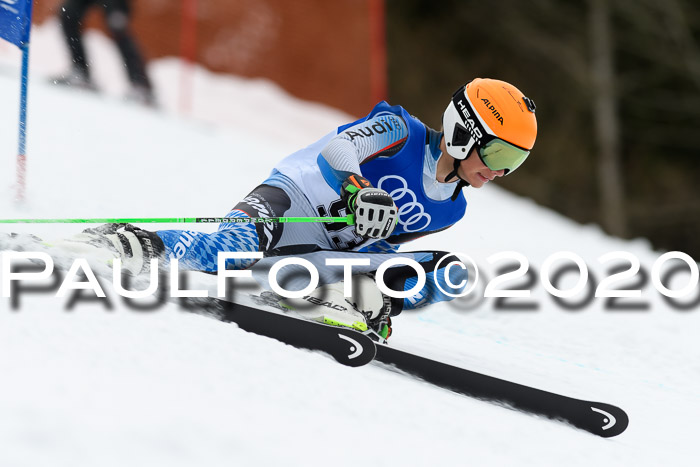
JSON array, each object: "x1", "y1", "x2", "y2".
[{"x1": 1, "y1": 22, "x2": 699, "y2": 467}]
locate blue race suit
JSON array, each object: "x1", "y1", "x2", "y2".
[{"x1": 156, "y1": 102, "x2": 469, "y2": 313}]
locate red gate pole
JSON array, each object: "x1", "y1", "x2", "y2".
[
  {"x1": 368, "y1": 0, "x2": 387, "y2": 105},
  {"x1": 179, "y1": 0, "x2": 198, "y2": 114}
]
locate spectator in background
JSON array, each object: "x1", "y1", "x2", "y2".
[{"x1": 53, "y1": 0, "x2": 156, "y2": 106}]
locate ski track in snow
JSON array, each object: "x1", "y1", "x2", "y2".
[{"x1": 1, "y1": 21, "x2": 699, "y2": 467}]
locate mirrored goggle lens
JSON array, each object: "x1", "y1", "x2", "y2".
[{"x1": 478, "y1": 139, "x2": 530, "y2": 174}]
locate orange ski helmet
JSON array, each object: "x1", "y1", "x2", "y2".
[{"x1": 442, "y1": 78, "x2": 537, "y2": 175}]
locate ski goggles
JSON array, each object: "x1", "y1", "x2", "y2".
[
  {"x1": 444, "y1": 87, "x2": 530, "y2": 174},
  {"x1": 476, "y1": 137, "x2": 530, "y2": 174}
]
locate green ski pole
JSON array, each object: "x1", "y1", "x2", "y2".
[{"x1": 0, "y1": 215, "x2": 355, "y2": 225}]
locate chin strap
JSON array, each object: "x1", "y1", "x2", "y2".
[{"x1": 445, "y1": 157, "x2": 470, "y2": 201}]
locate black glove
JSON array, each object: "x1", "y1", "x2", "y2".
[{"x1": 341, "y1": 174, "x2": 398, "y2": 240}]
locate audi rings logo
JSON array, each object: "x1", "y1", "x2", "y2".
[{"x1": 377, "y1": 175, "x2": 431, "y2": 232}]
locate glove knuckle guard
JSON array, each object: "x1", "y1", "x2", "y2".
[
  {"x1": 341, "y1": 174, "x2": 398, "y2": 240},
  {"x1": 354, "y1": 189, "x2": 397, "y2": 239}
]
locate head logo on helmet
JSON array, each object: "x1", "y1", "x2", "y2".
[
  {"x1": 455, "y1": 98, "x2": 483, "y2": 144},
  {"x1": 443, "y1": 78, "x2": 537, "y2": 176}
]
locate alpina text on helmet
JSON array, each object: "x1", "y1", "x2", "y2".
[{"x1": 480, "y1": 98, "x2": 504, "y2": 125}]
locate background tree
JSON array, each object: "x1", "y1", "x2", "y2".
[{"x1": 387, "y1": 0, "x2": 700, "y2": 256}]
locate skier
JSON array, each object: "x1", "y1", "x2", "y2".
[
  {"x1": 52, "y1": 0, "x2": 155, "y2": 105},
  {"x1": 51, "y1": 78, "x2": 537, "y2": 339}
]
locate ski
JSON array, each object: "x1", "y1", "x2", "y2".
[
  {"x1": 193, "y1": 297, "x2": 376, "y2": 368},
  {"x1": 199, "y1": 293, "x2": 628, "y2": 437},
  {"x1": 202, "y1": 294, "x2": 628, "y2": 437},
  {"x1": 373, "y1": 344, "x2": 629, "y2": 438}
]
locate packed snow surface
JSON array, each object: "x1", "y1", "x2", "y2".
[{"x1": 1, "y1": 22, "x2": 699, "y2": 467}]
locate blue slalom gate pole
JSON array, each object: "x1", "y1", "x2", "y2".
[
  {"x1": 0, "y1": 0, "x2": 34, "y2": 204},
  {"x1": 16, "y1": 40, "x2": 31, "y2": 204}
]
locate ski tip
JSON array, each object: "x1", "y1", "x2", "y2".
[
  {"x1": 335, "y1": 330, "x2": 377, "y2": 367},
  {"x1": 587, "y1": 402, "x2": 629, "y2": 438}
]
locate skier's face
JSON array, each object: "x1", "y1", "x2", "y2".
[{"x1": 458, "y1": 148, "x2": 505, "y2": 188}]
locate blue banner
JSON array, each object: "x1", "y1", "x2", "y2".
[{"x1": 0, "y1": 0, "x2": 33, "y2": 48}]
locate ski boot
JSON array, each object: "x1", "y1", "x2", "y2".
[
  {"x1": 48, "y1": 223, "x2": 165, "y2": 275},
  {"x1": 1, "y1": 224, "x2": 164, "y2": 275},
  {"x1": 282, "y1": 274, "x2": 393, "y2": 341}
]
